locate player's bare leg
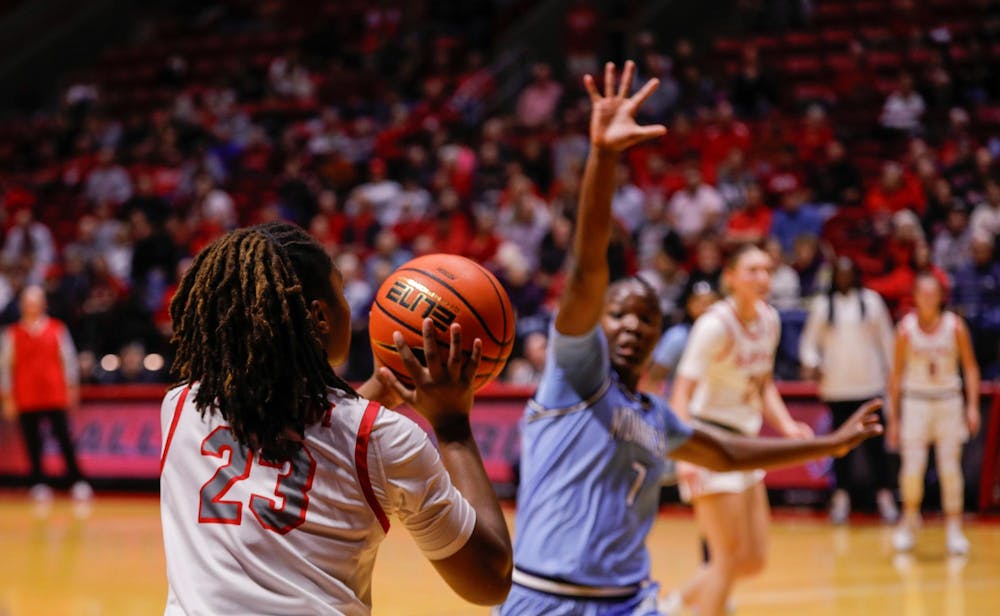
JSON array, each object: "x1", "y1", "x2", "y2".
[{"x1": 677, "y1": 485, "x2": 767, "y2": 616}]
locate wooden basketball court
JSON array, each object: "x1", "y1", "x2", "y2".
[{"x1": 0, "y1": 495, "x2": 997, "y2": 615}]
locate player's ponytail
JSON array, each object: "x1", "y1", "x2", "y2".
[{"x1": 170, "y1": 222, "x2": 356, "y2": 461}]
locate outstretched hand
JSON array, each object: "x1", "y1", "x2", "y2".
[
  {"x1": 831, "y1": 399, "x2": 884, "y2": 457},
  {"x1": 583, "y1": 60, "x2": 667, "y2": 152},
  {"x1": 376, "y1": 319, "x2": 483, "y2": 431}
]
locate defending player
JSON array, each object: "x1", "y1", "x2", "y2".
[
  {"x1": 888, "y1": 273, "x2": 981, "y2": 554},
  {"x1": 160, "y1": 222, "x2": 511, "y2": 614},
  {"x1": 666, "y1": 243, "x2": 812, "y2": 615},
  {"x1": 498, "y1": 61, "x2": 883, "y2": 616}
]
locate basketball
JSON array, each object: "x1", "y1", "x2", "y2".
[{"x1": 369, "y1": 254, "x2": 516, "y2": 390}]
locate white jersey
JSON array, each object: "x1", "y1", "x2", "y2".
[
  {"x1": 160, "y1": 384, "x2": 475, "y2": 616},
  {"x1": 899, "y1": 312, "x2": 963, "y2": 397},
  {"x1": 676, "y1": 299, "x2": 780, "y2": 436}
]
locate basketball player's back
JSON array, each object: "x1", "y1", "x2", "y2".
[{"x1": 160, "y1": 384, "x2": 476, "y2": 615}]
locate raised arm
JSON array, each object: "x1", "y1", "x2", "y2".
[
  {"x1": 555, "y1": 61, "x2": 665, "y2": 336},
  {"x1": 956, "y1": 317, "x2": 981, "y2": 436},
  {"x1": 673, "y1": 399, "x2": 884, "y2": 471}
]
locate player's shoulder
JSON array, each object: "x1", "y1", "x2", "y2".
[{"x1": 896, "y1": 312, "x2": 917, "y2": 336}]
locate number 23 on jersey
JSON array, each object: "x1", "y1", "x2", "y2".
[{"x1": 198, "y1": 427, "x2": 316, "y2": 535}]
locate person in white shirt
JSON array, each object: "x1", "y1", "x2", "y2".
[
  {"x1": 668, "y1": 166, "x2": 725, "y2": 240},
  {"x1": 800, "y1": 257, "x2": 898, "y2": 524},
  {"x1": 667, "y1": 244, "x2": 818, "y2": 616},
  {"x1": 879, "y1": 73, "x2": 925, "y2": 134},
  {"x1": 161, "y1": 222, "x2": 511, "y2": 614},
  {"x1": 887, "y1": 273, "x2": 981, "y2": 555},
  {"x1": 970, "y1": 179, "x2": 1000, "y2": 242}
]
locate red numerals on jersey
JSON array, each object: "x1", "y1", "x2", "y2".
[{"x1": 198, "y1": 427, "x2": 317, "y2": 535}]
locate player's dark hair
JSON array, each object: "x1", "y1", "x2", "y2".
[
  {"x1": 170, "y1": 222, "x2": 357, "y2": 461},
  {"x1": 828, "y1": 257, "x2": 865, "y2": 325}
]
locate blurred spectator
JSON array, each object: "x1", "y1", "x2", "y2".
[
  {"x1": 790, "y1": 234, "x2": 829, "y2": 299},
  {"x1": 643, "y1": 281, "x2": 718, "y2": 394},
  {"x1": 971, "y1": 180, "x2": 1000, "y2": 242},
  {"x1": 2, "y1": 208, "x2": 55, "y2": 286},
  {"x1": 868, "y1": 239, "x2": 950, "y2": 318},
  {"x1": 84, "y1": 147, "x2": 133, "y2": 206},
  {"x1": 192, "y1": 173, "x2": 237, "y2": 231},
  {"x1": 730, "y1": 47, "x2": 777, "y2": 117},
  {"x1": 681, "y1": 238, "x2": 723, "y2": 302},
  {"x1": 466, "y1": 209, "x2": 502, "y2": 265},
  {"x1": 565, "y1": 0, "x2": 601, "y2": 79},
  {"x1": 268, "y1": 50, "x2": 315, "y2": 101},
  {"x1": 504, "y1": 331, "x2": 548, "y2": 386},
  {"x1": 770, "y1": 189, "x2": 824, "y2": 254},
  {"x1": 951, "y1": 234, "x2": 1000, "y2": 372},
  {"x1": 667, "y1": 165, "x2": 725, "y2": 240},
  {"x1": 725, "y1": 182, "x2": 772, "y2": 245},
  {"x1": 715, "y1": 148, "x2": 756, "y2": 210},
  {"x1": 865, "y1": 162, "x2": 926, "y2": 216},
  {"x1": 347, "y1": 159, "x2": 402, "y2": 223},
  {"x1": 497, "y1": 177, "x2": 552, "y2": 270},
  {"x1": 637, "y1": 245, "x2": 688, "y2": 321},
  {"x1": 811, "y1": 141, "x2": 862, "y2": 205},
  {"x1": 516, "y1": 63, "x2": 563, "y2": 128},
  {"x1": 611, "y1": 163, "x2": 645, "y2": 234},
  {"x1": 879, "y1": 73, "x2": 925, "y2": 136},
  {"x1": 932, "y1": 205, "x2": 974, "y2": 275},
  {"x1": 765, "y1": 238, "x2": 801, "y2": 310}
]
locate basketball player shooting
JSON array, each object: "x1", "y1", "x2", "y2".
[
  {"x1": 498, "y1": 61, "x2": 885, "y2": 616},
  {"x1": 160, "y1": 223, "x2": 511, "y2": 614}
]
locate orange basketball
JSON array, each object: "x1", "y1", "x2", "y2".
[{"x1": 369, "y1": 254, "x2": 516, "y2": 391}]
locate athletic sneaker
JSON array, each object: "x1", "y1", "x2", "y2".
[
  {"x1": 29, "y1": 484, "x2": 53, "y2": 503},
  {"x1": 892, "y1": 523, "x2": 916, "y2": 552},
  {"x1": 946, "y1": 523, "x2": 969, "y2": 555},
  {"x1": 876, "y1": 489, "x2": 900, "y2": 524},
  {"x1": 829, "y1": 489, "x2": 850, "y2": 525},
  {"x1": 70, "y1": 480, "x2": 94, "y2": 502}
]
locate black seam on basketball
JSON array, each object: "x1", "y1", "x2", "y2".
[
  {"x1": 379, "y1": 357, "x2": 492, "y2": 384},
  {"x1": 471, "y1": 261, "x2": 511, "y2": 345},
  {"x1": 396, "y1": 267, "x2": 513, "y2": 346},
  {"x1": 372, "y1": 337, "x2": 507, "y2": 365}
]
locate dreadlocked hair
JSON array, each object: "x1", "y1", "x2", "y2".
[{"x1": 170, "y1": 221, "x2": 357, "y2": 461}]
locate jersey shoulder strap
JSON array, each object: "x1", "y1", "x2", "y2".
[{"x1": 354, "y1": 400, "x2": 390, "y2": 533}]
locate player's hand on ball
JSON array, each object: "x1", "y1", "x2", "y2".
[
  {"x1": 583, "y1": 60, "x2": 667, "y2": 152},
  {"x1": 831, "y1": 399, "x2": 884, "y2": 457},
  {"x1": 377, "y1": 319, "x2": 483, "y2": 426}
]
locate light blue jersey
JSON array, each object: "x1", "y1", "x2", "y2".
[{"x1": 500, "y1": 324, "x2": 691, "y2": 614}]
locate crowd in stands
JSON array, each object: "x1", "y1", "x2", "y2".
[{"x1": 0, "y1": 0, "x2": 997, "y2": 384}]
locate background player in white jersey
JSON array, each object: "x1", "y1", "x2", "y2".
[
  {"x1": 161, "y1": 222, "x2": 511, "y2": 614},
  {"x1": 666, "y1": 243, "x2": 813, "y2": 616},
  {"x1": 500, "y1": 61, "x2": 885, "y2": 616},
  {"x1": 887, "y1": 273, "x2": 981, "y2": 554}
]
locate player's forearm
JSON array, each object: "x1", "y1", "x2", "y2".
[
  {"x1": 433, "y1": 417, "x2": 512, "y2": 577},
  {"x1": 682, "y1": 427, "x2": 841, "y2": 472},
  {"x1": 761, "y1": 384, "x2": 797, "y2": 435},
  {"x1": 668, "y1": 376, "x2": 695, "y2": 421},
  {"x1": 573, "y1": 147, "x2": 617, "y2": 271},
  {"x1": 964, "y1": 363, "x2": 980, "y2": 410}
]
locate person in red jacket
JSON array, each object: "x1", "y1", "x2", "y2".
[{"x1": 0, "y1": 286, "x2": 91, "y2": 502}]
